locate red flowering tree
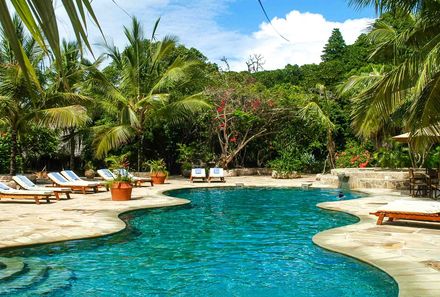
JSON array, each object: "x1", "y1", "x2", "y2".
[{"x1": 207, "y1": 79, "x2": 284, "y2": 168}]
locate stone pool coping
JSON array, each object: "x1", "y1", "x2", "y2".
[
  {"x1": 313, "y1": 188, "x2": 440, "y2": 297},
  {"x1": 0, "y1": 175, "x2": 439, "y2": 296}
]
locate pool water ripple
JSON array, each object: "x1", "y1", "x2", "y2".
[{"x1": 0, "y1": 187, "x2": 397, "y2": 296}]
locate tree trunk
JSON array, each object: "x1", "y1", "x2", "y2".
[
  {"x1": 69, "y1": 130, "x2": 76, "y2": 170},
  {"x1": 327, "y1": 130, "x2": 336, "y2": 169},
  {"x1": 137, "y1": 135, "x2": 144, "y2": 172},
  {"x1": 9, "y1": 129, "x2": 17, "y2": 175}
]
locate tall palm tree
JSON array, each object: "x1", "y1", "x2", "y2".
[
  {"x1": 92, "y1": 18, "x2": 209, "y2": 171},
  {"x1": 47, "y1": 40, "x2": 98, "y2": 170},
  {"x1": 0, "y1": 17, "x2": 89, "y2": 174},
  {"x1": 299, "y1": 84, "x2": 336, "y2": 170},
  {"x1": 0, "y1": 0, "x2": 102, "y2": 80},
  {"x1": 347, "y1": 0, "x2": 440, "y2": 147}
]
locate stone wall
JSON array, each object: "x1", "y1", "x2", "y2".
[
  {"x1": 224, "y1": 168, "x2": 272, "y2": 177},
  {"x1": 318, "y1": 168, "x2": 410, "y2": 190}
]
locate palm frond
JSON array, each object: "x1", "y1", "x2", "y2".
[
  {"x1": 299, "y1": 101, "x2": 335, "y2": 131},
  {"x1": 38, "y1": 105, "x2": 90, "y2": 128},
  {"x1": 93, "y1": 124, "x2": 134, "y2": 158}
]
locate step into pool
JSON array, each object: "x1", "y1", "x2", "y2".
[{"x1": 0, "y1": 187, "x2": 397, "y2": 296}]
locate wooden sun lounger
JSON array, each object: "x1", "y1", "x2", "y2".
[
  {"x1": 370, "y1": 200, "x2": 440, "y2": 225},
  {"x1": 0, "y1": 192, "x2": 51, "y2": 205},
  {"x1": 61, "y1": 170, "x2": 108, "y2": 191},
  {"x1": 48, "y1": 173, "x2": 99, "y2": 194},
  {"x1": 13, "y1": 175, "x2": 72, "y2": 200},
  {"x1": 370, "y1": 210, "x2": 440, "y2": 225}
]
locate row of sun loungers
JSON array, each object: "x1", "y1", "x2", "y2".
[
  {"x1": 190, "y1": 168, "x2": 225, "y2": 183},
  {"x1": 0, "y1": 168, "x2": 151, "y2": 204}
]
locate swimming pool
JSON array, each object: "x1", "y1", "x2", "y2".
[{"x1": 0, "y1": 187, "x2": 397, "y2": 296}]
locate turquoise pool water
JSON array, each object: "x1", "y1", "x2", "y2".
[{"x1": 0, "y1": 187, "x2": 397, "y2": 296}]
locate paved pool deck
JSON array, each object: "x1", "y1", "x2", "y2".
[{"x1": 0, "y1": 175, "x2": 439, "y2": 296}]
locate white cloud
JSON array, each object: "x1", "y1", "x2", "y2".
[
  {"x1": 52, "y1": 2, "x2": 373, "y2": 71},
  {"x1": 229, "y1": 11, "x2": 373, "y2": 70}
]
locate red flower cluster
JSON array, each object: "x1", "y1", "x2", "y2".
[{"x1": 359, "y1": 161, "x2": 369, "y2": 168}]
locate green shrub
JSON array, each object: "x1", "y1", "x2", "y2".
[
  {"x1": 269, "y1": 150, "x2": 317, "y2": 173},
  {"x1": 373, "y1": 144, "x2": 411, "y2": 168}
]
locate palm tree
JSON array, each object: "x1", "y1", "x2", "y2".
[
  {"x1": 92, "y1": 18, "x2": 209, "y2": 171},
  {"x1": 47, "y1": 40, "x2": 98, "y2": 170},
  {"x1": 0, "y1": 18, "x2": 89, "y2": 174},
  {"x1": 299, "y1": 84, "x2": 336, "y2": 170},
  {"x1": 347, "y1": 0, "x2": 440, "y2": 147},
  {"x1": 0, "y1": 0, "x2": 102, "y2": 80}
]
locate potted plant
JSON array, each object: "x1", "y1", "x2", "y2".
[
  {"x1": 147, "y1": 159, "x2": 168, "y2": 184},
  {"x1": 108, "y1": 173, "x2": 133, "y2": 201}
]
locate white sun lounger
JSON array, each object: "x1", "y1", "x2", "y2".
[
  {"x1": 97, "y1": 169, "x2": 116, "y2": 181},
  {"x1": 190, "y1": 168, "x2": 206, "y2": 182},
  {"x1": 0, "y1": 182, "x2": 53, "y2": 204},
  {"x1": 13, "y1": 175, "x2": 71, "y2": 200},
  {"x1": 208, "y1": 168, "x2": 225, "y2": 182},
  {"x1": 61, "y1": 170, "x2": 103, "y2": 187},
  {"x1": 371, "y1": 200, "x2": 440, "y2": 225},
  {"x1": 48, "y1": 172, "x2": 100, "y2": 194},
  {"x1": 116, "y1": 168, "x2": 153, "y2": 186}
]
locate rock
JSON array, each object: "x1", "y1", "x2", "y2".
[
  {"x1": 271, "y1": 170, "x2": 301, "y2": 179},
  {"x1": 84, "y1": 169, "x2": 96, "y2": 179}
]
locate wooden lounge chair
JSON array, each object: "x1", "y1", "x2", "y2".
[
  {"x1": 48, "y1": 172, "x2": 99, "y2": 194},
  {"x1": 13, "y1": 175, "x2": 72, "y2": 200},
  {"x1": 116, "y1": 168, "x2": 153, "y2": 187},
  {"x1": 370, "y1": 200, "x2": 440, "y2": 225},
  {"x1": 190, "y1": 168, "x2": 206, "y2": 182},
  {"x1": 208, "y1": 168, "x2": 225, "y2": 183},
  {"x1": 0, "y1": 182, "x2": 52, "y2": 204},
  {"x1": 61, "y1": 170, "x2": 107, "y2": 191}
]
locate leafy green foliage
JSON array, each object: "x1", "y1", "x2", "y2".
[
  {"x1": 373, "y1": 143, "x2": 411, "y2": 168},
  {"x1": 321, "y1": 28, "x2": 347, "y2": 62}
]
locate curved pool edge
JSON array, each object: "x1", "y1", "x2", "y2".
[
  {"x1": 0, "y1": 189, "x2": 191, "y2": 251},
  {"x1": 0, "y1": 176, "x2": 326, "y2": 250},
  {"x1": 314, "y1": 193, "x2": 440, "y2": 297},
  {"x1": 1, "y1": 177, "x2": 439, "y2": 296}
]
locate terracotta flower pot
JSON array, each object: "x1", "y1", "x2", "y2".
[
  {"x1": 110, "y1": 182, "x2": 133, "y2": 201},
  {"x1": 150, "y1": 172, "x2": 167, "y2": 184}
]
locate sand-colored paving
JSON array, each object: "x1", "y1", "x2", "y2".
[
  {"x1": 1, "y1": 175, "x2": 440, "y2": 296},
  {"x1": 314, "y1": 189, "x2": 440, "y2": 297}
]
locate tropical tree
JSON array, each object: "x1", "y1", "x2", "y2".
[
  {"x1": 207, "y1": 72, "x2": 286, "y2": 168},
  {"x1": 0, "y1": 17, "x2": 89, "y2": 174},
  {"x1": 299, "y1": 84, "x2": 337, "y2": 170},
  {"x1": 346, "y1": 0, "x2": 440, "y2": 147},
  {"x1": 48, "y1": 40, "x2": 97, "y2": 170},
  {"x1": 0, "y1": 0, "x2": 102, "y2": 80},
  {"x1": 321, "y1": 28, "x2": 347, "y2": 62},
  {"x1": 92, "y1": 18, "x2": 209, "y2": 170}
]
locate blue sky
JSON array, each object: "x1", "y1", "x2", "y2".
[
  {"x1": 55, "y1": 0, "x2": 376, "y2": 70},
  {"x1": 218, "y1": 0, "x2": 375, "y2": 34}
]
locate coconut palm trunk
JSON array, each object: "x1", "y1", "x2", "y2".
[
  {"x1": 69, "y1": 130, "x2": 76, "y2": 171},
  {"x1": 327, "y1": 131, "x2": 336, "y2": 169},
  {"x1": 9, "y1": 128, "x2": 18, "y2": 175}
]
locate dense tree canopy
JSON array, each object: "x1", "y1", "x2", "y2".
[{"x1": 0, "y1": 0, "x2": 438, "y2": 174}]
